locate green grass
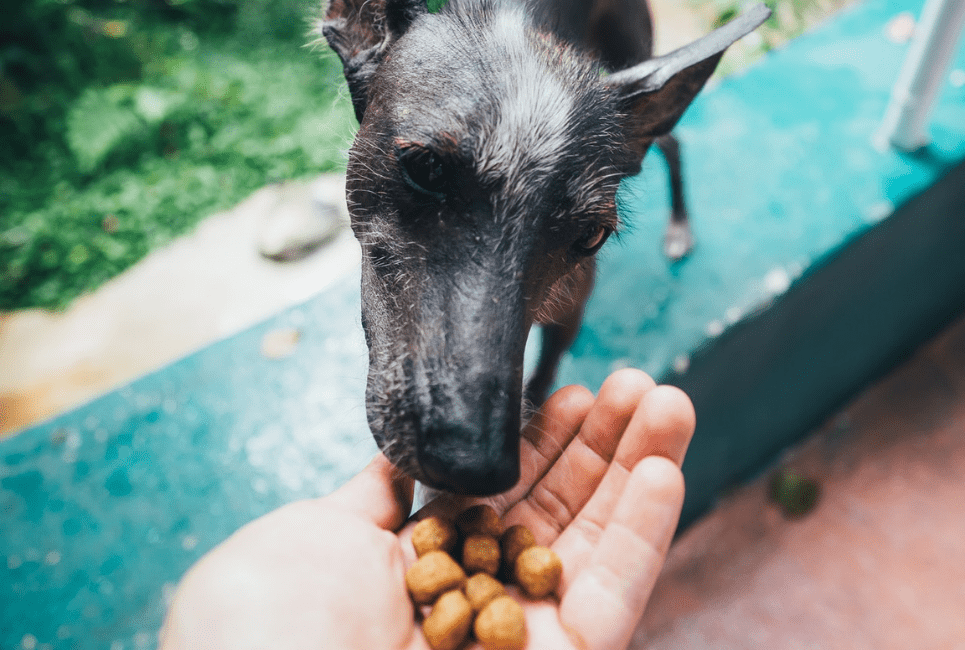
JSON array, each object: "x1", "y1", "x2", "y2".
[{"x1": 1, "y1": 3, "x2": 355, "y2": 311}]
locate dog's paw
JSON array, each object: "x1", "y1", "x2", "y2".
[{"x1": 663, "y1": 220, "x2": 694, "y2": 262}]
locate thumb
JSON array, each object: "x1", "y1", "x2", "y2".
[{"x1": 326, "y1": 453, "x2": 415, "y2": 531}]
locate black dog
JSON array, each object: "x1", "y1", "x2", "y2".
[{"x1": 320, "y1": 0, "x2": 769, "y2": 495}]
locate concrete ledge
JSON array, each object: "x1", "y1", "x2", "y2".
[{"x1": 669, "y1": 159, "x2": 965, "y2": 526}]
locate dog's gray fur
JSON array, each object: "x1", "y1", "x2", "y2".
[{"x1": 319, "y1": 0, "x2": 770, "y2": 494}]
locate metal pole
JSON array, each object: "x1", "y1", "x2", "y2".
[{"x1": 875, "y1": 0, "x2": 965, "y2": 152}]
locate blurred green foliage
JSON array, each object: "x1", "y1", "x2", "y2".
[
  {"x1": 1, "y1": 0, "x2": 354, "y2": 310},
  {"x1": 704, "y1": 0, "x2": 854, "y2": 71}
]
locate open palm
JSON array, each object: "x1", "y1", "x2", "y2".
[{"x1": 160, "y1": 369, "x2": 695, "y2": 650}]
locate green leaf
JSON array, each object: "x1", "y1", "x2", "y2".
[
  {"x1": 134, "y1": 86, "x2": 184, "y2": 124},
  {"x1": 65, "y1": 85, "x2": 143, "y2": 173}
]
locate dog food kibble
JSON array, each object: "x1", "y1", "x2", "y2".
[
  {"x1": 462, "y1": 534, "x2": 501, "y2": 576},
  {"x1": 464, "y1": 573, "x2": 506, "y2": 612},
  {"x1": 405, "y1": 508, "x2": 555, "y2": 647},
  {"x1": 474, "y1": 595, "x2": 527, "y2": 650},
  {"x1": 422, "y1": 589, "x2": 474, "y2": 650},
  {"x1": 514, "y1": 545, "x2": 562, "y2": 599},
  {"x1": 412, "y1": 516, "x2": 458, "y2": 557},
  {"x1": 405, "y1": 550, "x2": 467, "y2": 605},
  {"x1": 455, "y1": 504, "x2": 503, "y2": 538},
  {"x1": 500, "y1": 524, "x2": 536, "y2": 568}
]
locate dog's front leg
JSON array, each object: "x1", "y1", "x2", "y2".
[
  {"x1": 655, "y1": 133, "x2": 693, "y2": 261},
  {"x1": 525, "y1": 259, "x2": 596, "y2": 407}
]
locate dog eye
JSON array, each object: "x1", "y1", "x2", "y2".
[
  {"x1": 399, "y1": 147, "x2": 449, "y2": 197},
  {"x1": 573, "y1": 225, "x2": 611, "y2": 255}
]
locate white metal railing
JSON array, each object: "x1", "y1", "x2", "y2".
[{"x1": 875, "y1": 0, "x2": 965, "y2": 151}]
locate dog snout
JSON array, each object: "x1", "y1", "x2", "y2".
[{"x1": 417, "y1": 419, "x2": 521, "y2": 495}]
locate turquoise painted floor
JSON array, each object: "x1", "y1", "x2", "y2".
[
  {"x1": 1, "y1": 286, "x2": 377, "y2": 649},
  {"x1": 2, "y1": 0, "x2": 964, "y2": 647}
]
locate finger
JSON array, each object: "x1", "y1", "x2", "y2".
[
  {"x1": 491, "y1": 383, "x2": 595, "y2": 512},
  {"x1": 501, "y1": 369, "x2": 656, "y2": 545},
  {"x1": 551, "y1": 385, "x2": 695, "y2": 589},
  {"x1": 558, "y1": 456, "x2": 684, "y2": 650},
  {"x1": 326, "y1": 453, "x2": 415, "y2": 531},
  {"x1": 621, "y1": 385, "x2": 696, "y2": 468}
]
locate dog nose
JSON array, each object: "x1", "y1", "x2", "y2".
[{"x1": 418, "y1": 424, "x2": 520, "y2": 496}]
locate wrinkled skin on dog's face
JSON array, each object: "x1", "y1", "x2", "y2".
[
  {"x1": 347, "y1": 8, "x2": 627, "y2": 494},
  {"x1": 322, "y1": 0, "x2": 769, "y2": 494}
]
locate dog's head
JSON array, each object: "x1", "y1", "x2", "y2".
[{"x1": 320, "y1": 0, "x2": 769, "y2": 494}]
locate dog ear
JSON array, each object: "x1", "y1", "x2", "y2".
[
  {"x1": 608, "y1": 3, "x2": 770, "y2": 160},
  {"x1": 319, "y1": 0, "x2": 428, "y2": 122}
]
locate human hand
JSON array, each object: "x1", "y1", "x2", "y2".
[{"x1": 159, "y1": 368, "x2": 695, "y2": 650}]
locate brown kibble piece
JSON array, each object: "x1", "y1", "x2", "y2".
[
  {"x1": 423, "y1": 589, "x2": 473, "y2": 650},
  {"x1": 463, "y1": 534, "x2": 501, "y2": 576},
  {"x1": 406, "y1": 551, "x2": 467, "y2": 605},
  {"x1": 455, "y1": 504, "x2": 503, "y2": 538},
  {"x1": 500, "y1": 525, "x2": 536, "y2": 569},
  {"x1": 464, "y1": 572, "x2": 506, "y2": 612},
  {"x1": 474, "y1": 595, "x2": 527, "y2": 650},
  {"x1": 514, "y1": 545, "x2": 562, "y2": 599},
  {"x1": 412, "y1": 516, "x2": 458, "y2": 557}
]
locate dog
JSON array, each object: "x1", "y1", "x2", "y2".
[{"x1": 319, "y1": 0, "x2": 770, "y2": 495}]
